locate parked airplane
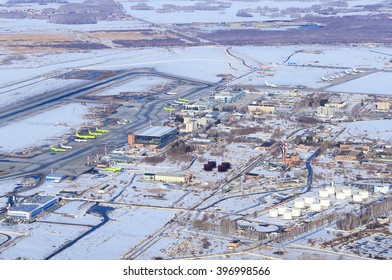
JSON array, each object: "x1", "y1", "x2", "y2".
[
  {"x1": 352, "y1": 68, "x2": 363, "y2": 73},
  {"x1": 174, "y1": 100, "x2": 186, "y2": 105},
  {"x1": 61, "y1": 144, "x2": 73, "y2": 149},
  {"x1": 321, "y1": 76, "x2": 329, "y2": 81},
  {"x1": 265, "y1": 80, "x2": 277, "y2": 88},
  {"x1": 96, "y1": 127, "x2": 109, "y2": 133},
  {"x1": 50, "y1": 146, "x2": 67, "y2": 152},
  {"x1": 164, "y1": 106, "x2": 176, "y2": 112},
  {"x1": 76, "y1": 132, "x2": 95, "y2": 139},
  {"x1": 104, "y1": 167, "x2": 123, "y2": 172},
  {"x1": 72, "y1": 137, "x2": 87, "y2": 142},
  {"x1": 89, "y1": 130, "x2": 102, "y2": 136},
  {"x1": 344, "y1": 70, "x2": 353, "y2": 75},
  {"x1": 178, "y1": 97, "x2": 189, "y2": 103},
  {"x1": 165, "y1": 91, "x2": 177, "y2": 95}
]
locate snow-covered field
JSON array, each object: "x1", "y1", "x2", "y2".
[
  {"x1": 336, "y1": 119, "x2": 392, "y2": 143},
  {"x1": 0, "y1": 103, "x2": 90, "y2": 154},
  {"x1": 0, "y1": 222, "x2": 88, "y2": 260},
  {"x1": 52, "y1": 207, "x2": 179, "y2": 260},
  {"x1": 0, "y1": 78, "x2": 86, "y2": 109},
  {"x1": 0, "y1": 179, "x2": 18, "y2": 199},
  {"x1": 92, "y1": 76, "x2": 170, "y2": 96},
  {"x1": 327, "y1": 72, "x2": 392, "y2": 95},
  {"x1": 120, "y1": 0, "x2": 381, "y2": 24},
  {"x1": 0, "y1": 18, "x2": 150, "y2": 34},
  {"x1": 83, "y1": 46, "x2": 248, "y2": 83}
]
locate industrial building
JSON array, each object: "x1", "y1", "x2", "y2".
[
  {"x1": 376, "y1": 101, "x2": 390, "y2": 111},
  {"x1": 214, "y1": 91, "x2": 245, "y2": 103},
  {"x1": 128, "y1": 126, "x2": 178, "y2": 149},
  {"x1": 46, "y1": 173, "x2": 67, "y2": 183},
  {"x1": 335, "y1": 150, "x2": 362, "y2": 161},
  {"x1": 248, "y1": 104, "x2": 276, "y2": 115},
  {"x1": 7, "y1": 196, "x2": 59, "y2": 220},
  {"x1": 144, "y1": 172, "x2": 188, "y2": 183}
]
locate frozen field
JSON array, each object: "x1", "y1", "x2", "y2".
[
  {"x1": 0, "y1": 103, "x2": 89, "y2": 154},
  {"x1": 229, "y1": 65, "x2": 335, "y2": 88},
  {"x1": 93, "y1": 76, "x2": 170, "y2": 96},
  {"x1": 0, "y1": 222, "x2": 87, "y2": 260},
  {"x1": 336, "y1": 119, "x2": 392, "y2": 142},
  {"x1": 85, "y1": 46, "x2": 247, "y2": 83},
  {"x1": 0, "y1": 18, "x2": 150, "y2": 34},
  {"x1": 0, "y1": 78, "x2": 85, "y2": 109},
  {"x1": 120, "y1": 0, "x2": 381, "y2": 24},
  {"x1": 327, "y1": 72, "x2": 392, "y2": 95},
  {"x1": 52, "y1": 207, "x2": 179, "y2": 260}
]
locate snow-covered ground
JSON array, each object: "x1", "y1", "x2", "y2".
[
  {"x1": 327, "y1": 72, "x2": 392, "y2": 95},
  {"x1": 120, "y1": 0, "x2": 381, "y2": 24},
  {"x1": 92, "y1": 76, "x2": 170, "y2": 96},
  {"x1": 336, "y1": 119, "x2": 392, "y2": 143},
  {"x1": 0, "y1": 18, "x2": 150, "y2": 34},
  {"x1": 0, "y1": 222, "x2": 88, "y2": 260},
  {"x1": 0, "y1": 179, "x2": 19, "y2": 199},
  {"x1": 0, "y1": 78, "x2": 86, "y2": 109},
  {"x1": 52, "y1": 207, "x2": 179, "y2": 260},
  {"x1": 0, "y1": 103, "x2": 90, "y2": 154}
]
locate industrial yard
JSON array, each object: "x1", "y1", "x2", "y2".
[{"x1": 0, "y1": 0, "x2": 391, "y2": 262}]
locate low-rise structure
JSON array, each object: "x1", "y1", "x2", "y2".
[
  {"x1": 316, "y1": 106, "x2": 335, "y2": 118},
  {"x1": 128, "y1": 126, "x2": 178, "y2": 149},
  {"x1": 248, "y1": 104, "x2": 276, "y2": 115},
  {"x1": 214, "y1": 91, "x2": 245, "y2": 103},
  {"x1": 144, "y1": 172, "x2": 188, "y2": 183},
  {"x1": 258, "y1": 141, "x2": 277, "y2": 151},
  {"x1": 46, "y1": 173, "x2": 67, "y2": 183},
  {"x1": 376, "y1": 101, "x2": 390, "y2": 111},
  {"x1": 282, "y1": 153, "x2": 301, "y2": 165},
  {"x1": 7, "y1": 195, "x2": 59, "y2": 220},
  {"x1": 336, "y1": 150, "x2": 362, "y2": 161}
]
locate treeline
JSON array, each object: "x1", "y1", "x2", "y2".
[
  {"x1": 113, "y1": 38, "x2": 187, "y2": 48},
  {"x1": 48, "y1": 13, "x2": 97, "y2": 24},
  {"x1": 337, "y1": 197, "x2": 392, "y2": 231}
]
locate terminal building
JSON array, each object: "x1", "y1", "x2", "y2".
[
  {"x1": 128, "y1": 125, "x2": 178, "y2": 150},
  {"x1": 7, "y1": 195, "x2": 59, "y2": 220}
]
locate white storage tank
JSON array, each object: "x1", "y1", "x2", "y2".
[
  {"x1": 310, "y1": 203, "x2": 322, "y2": 212},
  {"x1": 292, "y1": 208, "x2": 301, "y2": 217},
  {"x1": 294, "y1": 199, "x2": 305, "y2": 209},
  {"x1": 353, "y1": 194, "x2": 363, "y2": 202},
  {"x1": 269, "y1": 209, "x2": 279, "y2": 218},
  {"x1": 342, "y1": 188, "x2": 352, "y2": 196},
  {"x1": 359, "y1": 190, "x2": 369, "y2": 199},
  {"x1": 277, "y1": 206, "x2": 287, "y2": 215},
  {"x1": 319, "y1": 189, "x2": 329, "y2": 198},
  {"x1": 326, "y1": 186, "x2": 335, "y2": 195},
  {"x1": 304, "y1": 196, "x2": 315, "y2": 205},
  {"x1": 336, "y1": 192, "x2": 346, "y2": 200},
  {"x1": 283, "y1": 211, "x2": 293, "y2": 220},
  {"x1": 320, "y1": 199, "x2": 331, "y2": 207}
]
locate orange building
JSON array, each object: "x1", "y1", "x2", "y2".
[{"x1": 282, "y1": 153, "x2": 301, "y2": 165}]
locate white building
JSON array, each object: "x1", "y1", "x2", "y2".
[
  {"x1": 316, "y1": 106, "x2": 335, "y2": 118},
  {"x1": 214, "y1": 91, "x2": 245, "y2": 103}
]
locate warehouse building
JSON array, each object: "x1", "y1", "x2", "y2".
[
  {"x1": 144, "y1": 172, "x2": 187, "y2": 183},
  {"x1": 214, "y1": 91, "x2": 245, "y2": 103},
  {"x1": 7, "y1": 195, "x2": 59, "y2": 220},
  {"x1": 128, "y1": 126, "x2": 178, "y2": 149},
  {"x1": 46, "y1": 173, "x2": 67, "y2": 183}
]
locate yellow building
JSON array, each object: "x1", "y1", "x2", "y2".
[{"x1": 248, "y1": 105, "x2": 276, "y2": 115}]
